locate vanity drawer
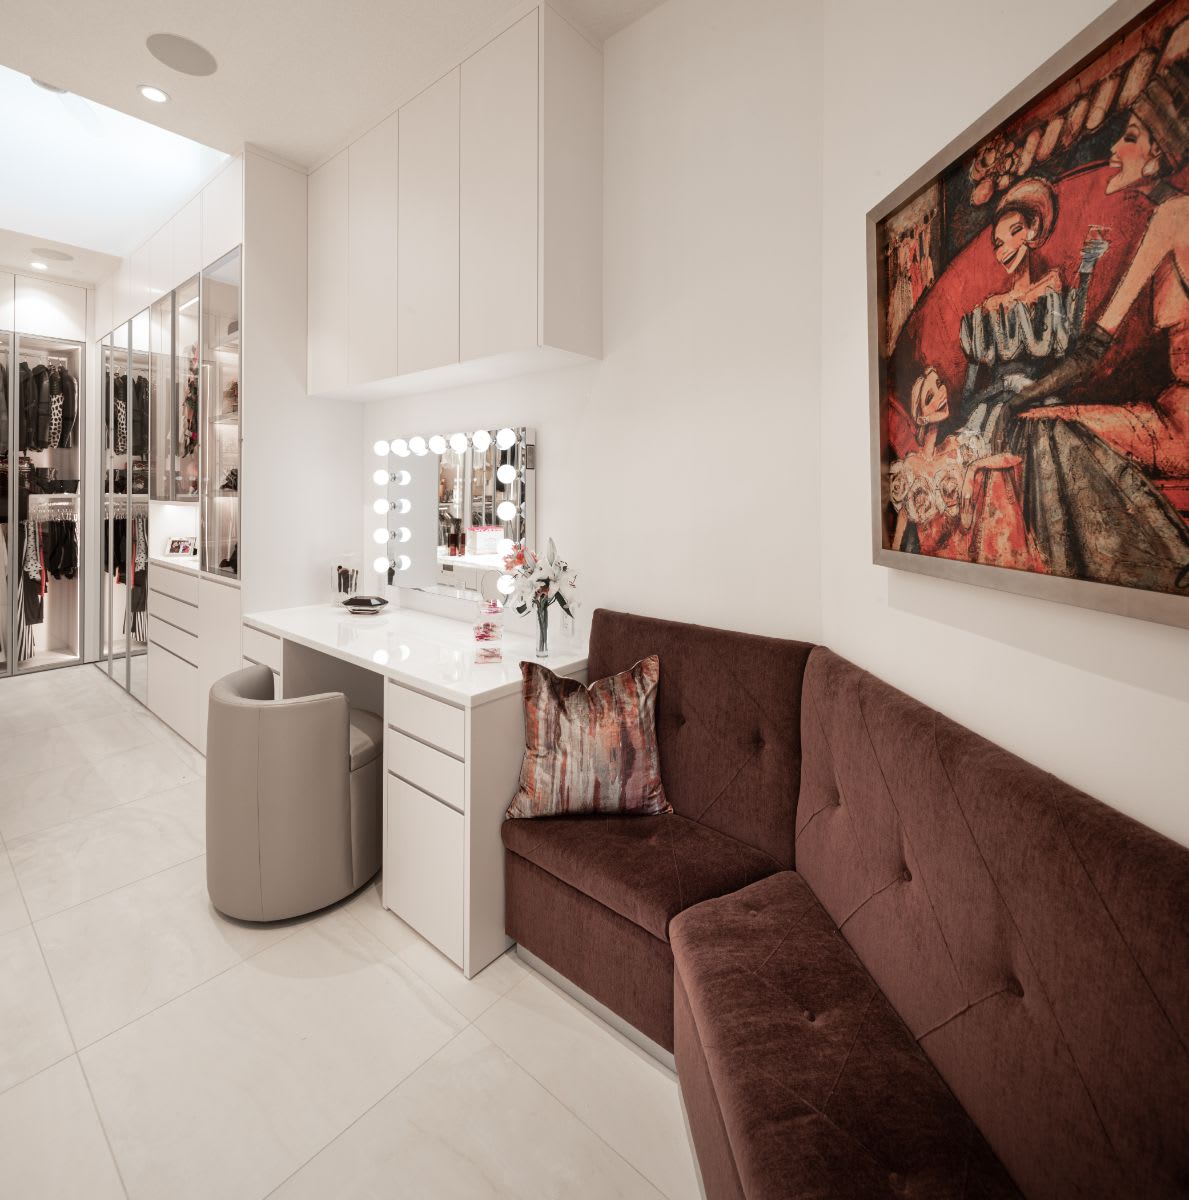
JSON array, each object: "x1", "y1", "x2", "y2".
[
  {"x1": 149, "y1": 614, "x2": 199, "y2": 667},
  {"x1": 384, "y1": 774, "x2": 464, "y2": 966},
  {"x1": 386, "y1": 728, "x2": 465, "y2": 811},
  {"x1": 148, "y1": 590, "x2": 199, "y2": 636},
  {"x1": 242, "y1": 625, "x2": 282, "y2": 672},
  {"x1": 385, "y1": 680, "x2": 465, "y2": 757},
  {"x1": 151, "y1": 564, "x2": 199, "y2": 605},
  {"x1": 147, "y1": 641, "x2": 201, "y2": 749}
]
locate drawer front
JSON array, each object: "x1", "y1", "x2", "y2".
[
  {"x1": 150, "y1": 564, "x2": 199, "y2": 605},
  {"x1": 242, "y1": 658, "x2": 280, "y2": 682},
  {"x1": 148, "y1": 590, "x2": 199, "y2": 636},
  {"x1": 242, "y1": 625, "x2": 282, "y2": 672},
  {"x1": 386, "y1": 728, "x2": 465, "y2": 811},
  {"x1": 147, "y1": 641, "x2": 201, "y2": 749},
  {"x1": 384, "y1": 775, "x2": 464, "y2": 966},
  {"x1": 386, "y1": 680, "x2": 465, "y2": 757},
  {"x1": 149, "y1": 614, "x2": 199, "y2": 667}
]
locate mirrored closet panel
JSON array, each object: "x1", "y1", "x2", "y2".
[{"x1": 201, "y1": 248, "x2": 240, "y2": 578}]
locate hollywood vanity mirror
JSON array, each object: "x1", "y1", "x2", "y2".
[{"x1": 371, "y1": 427, "x2": 536, "y2": 599}]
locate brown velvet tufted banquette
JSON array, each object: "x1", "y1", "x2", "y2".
[{"x1": 502, "y1": 615, "x2": 1189, "y2": 1198}]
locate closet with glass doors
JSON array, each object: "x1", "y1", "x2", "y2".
[{"x1": 1, "y1": 273, "x2": 87, "y2": 677}]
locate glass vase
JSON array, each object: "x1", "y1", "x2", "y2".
[{"x1": 535, "y1": 601, "x2": 550, "y2": 658}]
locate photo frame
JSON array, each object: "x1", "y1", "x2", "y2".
[
  {"x1": 167, "y1": 537, "x2": 196, "y2": 557},
  {"x1": 868, "y1": 0, "x2": 1189, "y2": 629}
]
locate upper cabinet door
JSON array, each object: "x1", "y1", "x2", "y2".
[
  {"x1": 307, "y1": 150, "x2": 349, "y2": 395},
  {"x1": 203, "y1": 157, "x2": 244, "y2": 268},
  {"x1": 15, "y1": 277, "x2": 87, "y2": 342},
  {"x1": 398, "y1": 68, "x2": 460, "y2": 376},
  {"x1": 460, "y1": 10, "x2": 539, "y2": 362},
  {"x1": 348, "y1": 112, "x2": 399, "y2": 386},
  {"x1": 131, "y1": 241, "x2": 152, "y2": 316},
  {"x1": 174, "y1": 194, "x2": 203, "y2": 287},
  {"x1": 0, "y1": 271, "x2": 14, "y2": 331},
  {"x1": 148, "y1": 224, "x2": 174, "y2": 304}
]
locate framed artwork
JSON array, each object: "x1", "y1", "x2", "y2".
[
  {"x1": 167, "y1": 537, "x2": 195, "y2": 557},
  {"x1": 869, "y1": 0, "x2": 1189, "y2": 628}
]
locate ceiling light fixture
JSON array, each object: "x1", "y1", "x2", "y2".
[
  {"x1": 30, "y1": 261, "x2": 48, "y2": 271},
  {"x1": 139, "y1": 84, "x2": 170, "y2": 103},
  {"x1": 30, "y1": 78, "x2": 68, "y2": 94},
  {"x1": 31, "y1": 247, "x2": 73, "y2": 262},
  {"x1": 146, "y1": 33, "x2": 218, "y2": 77}
]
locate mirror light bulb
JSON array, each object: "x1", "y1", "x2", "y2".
[
  {"x1": 496, "y1": 427, "x2": 517, "y2": 450},
  {"x1": 373, "y1": 556, "x2": 391, "y2": 574},
  {"x1": 373, "y1": 439, "x2": 390, "y2": 457},
  {"x1": 373, "y1": 528, "x2": 391, "y2": 545},
  {"x1": 496, "y1": 463, "x2": 517, "y2": 484},
  {"x1": 449, "y1": 432, "x2": 468, "y2": 454},
  {"x1": 394, "y1": 555, "x2": 411, "y2": 572},
  {"x1": 428, "y1": 434, "x2": 447, "y2": 455},
  {"x1": 372, "y1": 649, "x2": 390, "y2": 665},
  {"x1": 393, "y1": 469, "x2": 411, "y2": 486},
  {"x1": 391, "y1": 438, "x2": 409, "y2": 457},
  {"x1": 409, "y1": 436, "x2": 427, "y2": 456},
  {"x1": 372, "y1": 498, "x2": 390, "y2": 515},
  {"x1": 498, "y1": 538, "x2": 515, "y2": 557},
  {"x1": 496, "y1": 500, "x2": 517, "y2": 522},
  {"x1": 372, "y1": 468, "x2": 390, "y2": 487},
  {"x1": 472, "y1": 429, "x2": 492, "y2": 451},
  {"x1": 393, "y1": 498, "x2": 411, "y2": 515},
  {"x1": 395, "y1": 527, "x2": 412, "y2": 542},
  {"x1": 496, "y1": 574, "x2": 516, "y2": 595}
]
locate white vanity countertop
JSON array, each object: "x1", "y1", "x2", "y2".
[{"x1": 244, "y1": 604, "x2": 588, "y2": 706}]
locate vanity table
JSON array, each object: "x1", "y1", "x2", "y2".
[{"x1": 241, "y1": 604, "x2": 587, "y2": 977}]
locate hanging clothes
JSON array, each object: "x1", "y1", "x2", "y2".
[{"x1": 42, "y1": 519, "x2": 78, "y2": 580}]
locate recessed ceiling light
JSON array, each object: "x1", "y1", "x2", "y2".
[
  {"x1": 31, "y1": 247, "x2": 73, "y2": 262},
  {"x1": 146, "y1": 33, "x2": 218, "y2": 77},
  {"x1": 30, "y1": 78, "x2": 68, "y2": 94},
  {"x1": 139, "y1": 84, "x2": 169, "y2": 103},
  {"x1": 30, "y1": 261, "x2": 48, "y2": 271}
]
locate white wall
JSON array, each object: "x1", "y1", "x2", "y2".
[
  {"x1": 820, "y1": 0, "x2": 1189, "y2": 846},
  {"x1": 364, "y1": 0, "x2": 822, "y2": 642}
]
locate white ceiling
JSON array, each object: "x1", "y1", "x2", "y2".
[
  {"x1": 0, "y1": 65, "x2": 229, "y2": 259},
  {"x1": 0, "y1": 0, "x2": 665, "y2": 172},
  {"x1": 0, "y1": 229, "x2": 119, "y2": 287}
]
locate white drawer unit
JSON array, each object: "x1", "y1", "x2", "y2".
[
  {"x1": 385, "y1": 775, "x2": 464, "y2": 966},
  {"x1": 148, "y1": 590, "x2": 199, "y2": 636},
  {"x1": 385, "y1": 728, "x2": 465, "y2": 812},
  {"x1": 148, "y1": 614, "x2": 199, "y2": 667},
  {"x1": 147, "y1": 641, "x2": 201, "y2": 749},
  {"x1": 242, "y1": 625, "x2": 282, "y2": 672},
  {"x1": 385, "y1": 679, "x2": 464, "y2": 757},
  {"x1": 150, "y1": 563, "x2": 200, "y2": 605}
]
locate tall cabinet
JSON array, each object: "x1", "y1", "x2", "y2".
[{"x1": 1, "y1": 273, "x2": 88, "y2": 677}]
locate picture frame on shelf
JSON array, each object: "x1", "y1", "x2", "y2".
[{"x1": 167, "y1": 537, "x2": 196, "y2": 557}]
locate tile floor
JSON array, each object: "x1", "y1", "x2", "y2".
[{"x1": 0, "y1": 665, "x2": 701, "y2": 1200}]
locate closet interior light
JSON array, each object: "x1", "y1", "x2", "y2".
[
  {"x1": 391, "y1": 438, "x2": 409, "y2": 457},
  {"x1": 373, "y1": 439, "x2": 390, "y2": 457},
  {"x1": 409, "y1": 436, "x2": 427, "y2": 456},
  {"x1": 373, "y1": 556, "x2": 390, "y2": 574},
  {"x1": 372, "y1": 468, "x2": 390, "y2": 487},
  {"x1": 449, "y1": 432, "x2": 468, "y2": 454},
  {"x1": 139, "y1": 84, "x2": 170, "y2": 103},
  {"x1": 472, "y1": 429, "x2": 492, "y2": 451},
  {"x1": 393, "y1": 469, "x2": 411, "y2": 486},
  {"x1": 373, "y1": 528, "x2": 391, "y2": 545},
  {"x1": 496, "y1": 500, "x2": 517, "y2": 522},
  {"x1": 372, "y1": 498, "x2": 391, "y2": 516},
  {"x1": 496, "y1": 463, "x2": 517, "y2": 484},
  {"x1": 29, "y1": 261, "x2": 48, "y2": 271},
  {"x1": 428, "y1": 434, "x2": 447, "y2": 455},
  {"x1": 496, "y1": 427, "x2": 517, "y2": 450}
]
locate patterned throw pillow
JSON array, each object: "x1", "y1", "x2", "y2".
[{"x1": 506, "y1": 655, "x2": 671, "y2": 819}]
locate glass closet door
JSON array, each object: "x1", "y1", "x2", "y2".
[
  {"x1": 15, "y1": 331, "x2": 84, "y2": 673},
  {"x1": 174, "y1": 275, "x2": 200, "y2": 501},
  {"x1": 0, "y1": 322, "x2": 11, "y2": 675},
  {"x1": 201, "y1": 249, "x2": 240, "y2": 578},
  {"x1": 103, "y1": 322, "x2": 130, "y2": 683},
  {"x1": 127, "y1": 310, "x2": 150, "y2": 701}
]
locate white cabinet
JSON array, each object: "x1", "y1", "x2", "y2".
[
  {"x1": 148, "y1": 225, "x2": 174, "y2": 303},
  {"x1": 197, "y1": 578, "x2": 243, "y2": 750},
  {"x1": 307, "y1": 150, "x2": 349, "y2": 395},
  {"x1": 148, "y1": 642, "x2": 201, "y2": 749},
  {"x1": 130, "y1": 242, "x2": 151, "y2": 316},
  {"x1": 0, "y1": 271, "x2": 14, "y2": 329},
  {"x1": 203, "y1": 157, "x2": 244, "y2": 268},
  {"x1": 114, "y1": 259, "x2": 131, "y2": 327},
  {"x1": 348, "y1": 112, "x2": 399, "y2": 385},
  {"x1": 14, "y1": 277, "x2": 87, "y2": 342},
  {"x1": 173, "y1": 194, "x2": 203, "y2": 286},
  {"x1": 398, "y1": 68, "x2": 460, "y2": 375},
  {"x1": 460, "y1": 10, "x2": 540, "y2": 361}
]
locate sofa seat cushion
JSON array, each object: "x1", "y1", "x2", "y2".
[
  {"x1": 501, "y1": 813, "x2": 781, "y2": 943},
  {"x1": 671, "y1": 872, "x2": 1021, "y2": 1200}
]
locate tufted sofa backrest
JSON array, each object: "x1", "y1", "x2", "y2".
[
  {"x1": 797, "y1": 646, "x2": 1189, "y2": 1199},
  {"x1": 587, "y1": 609, "x2": 814, "y2": 866}
]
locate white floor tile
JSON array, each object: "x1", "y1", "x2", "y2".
[
  {"x1": 81, "y1": 912, "x2": 468, "y2": 1200},
  {"x1": 0, "y1": 850, "x2": 30, "y2": 936},
  {"x1": 7, "y1": 779, "x2": 206, "y2": 921},
  {"x1": 37, "y1": 856, "x2": 293, "y2": 1047},
  {"x1": 0, "y1": 1057, "x2": 125, "y2": 1200},
  {"x1": 0, "y1": 758, "x2": 125, "y2": 841},
  {"x1": 477, "y1": 974, "x2": 701, "y2": 1200},
  {"x1": 270, "y1": 1025, "x2": 664, "y2": 1200},
  {"x1": 62, "y1": 711, "x2": 162, "y2": 762},
  {"x1": 0, "y1": 925, "x2": 74, "y2": 1093},
  {"x1": 0, "y1": 727, "x2": 91, "y2": 778}
]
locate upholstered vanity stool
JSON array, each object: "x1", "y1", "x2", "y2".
[{"x1": 205, "y1": 664, "x2": 383, "y2": 921}]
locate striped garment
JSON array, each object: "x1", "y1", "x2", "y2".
[{"x1": 507, "y1": 655, "x2": 671, "y2": 819}]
